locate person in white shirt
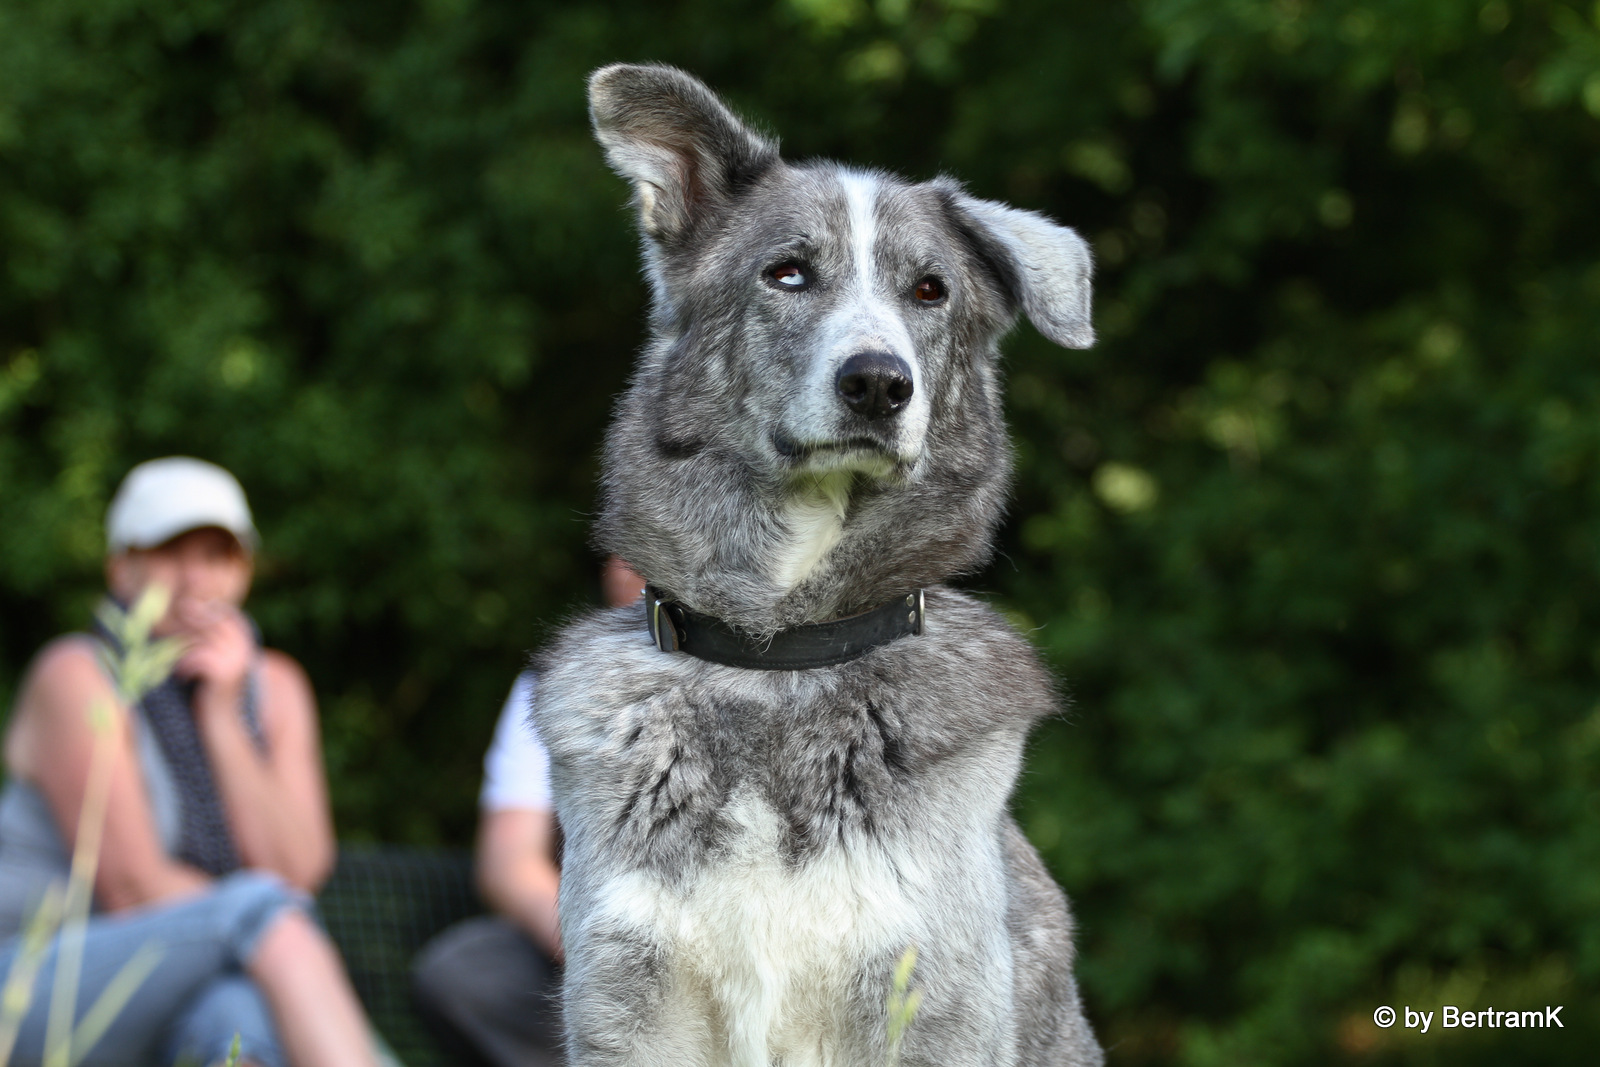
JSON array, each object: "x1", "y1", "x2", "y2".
[{"x1": 411, "y1": 559, "x2": 644, "y2": 1067}]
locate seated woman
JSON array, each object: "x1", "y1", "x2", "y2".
[{"x1": 0, "y1": 457, "x2": 377, "y2": 1067}]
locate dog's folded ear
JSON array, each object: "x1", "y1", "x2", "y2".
[
  {"x1": 946, "y1": 190, "x2": 1095, "y2": 350},
  {"x1": 589, "y1": 64, "x2": 780, "y2": 243}
]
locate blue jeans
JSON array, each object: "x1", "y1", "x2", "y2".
[{"x1": 0, "y1": 870, "x2": 298, "y2": 1067}]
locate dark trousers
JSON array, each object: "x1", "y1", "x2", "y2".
[{"x1": 411, "y1": 916, "x2": 564, "y2": 1067}]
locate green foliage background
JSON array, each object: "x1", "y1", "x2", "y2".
[{"x1": 2, "y1": 0, "x2": 1597, "y2": 1062}]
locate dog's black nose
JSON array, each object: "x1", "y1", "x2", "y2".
[{"x1": 835, "y1": 352, "x2": 914, "y2": 420}]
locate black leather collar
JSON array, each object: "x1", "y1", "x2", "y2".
[{"x1": 644, "y1": 586, "x2": 925, "y2": 670}]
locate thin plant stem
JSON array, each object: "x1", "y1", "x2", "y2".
[
  {"x1": 18, "y1": 585, "x2": 184, "y2": 1067},
  {"x1": 65, "y1": 941, "x2": 165, "y2": 1067},
  {"x1": 0, "y1": 885, "x2": 65, "y2": 1064},
  {"x1": 41, "y1": 696, "x2": 118, "y2": 1067}
]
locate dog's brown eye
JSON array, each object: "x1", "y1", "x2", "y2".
[
  {"x1": 914, "y1": 278, "x2": 946, "y2": 303},
  {"x1": 769, "y1": 264, "x2": 808, "y2": 289}
]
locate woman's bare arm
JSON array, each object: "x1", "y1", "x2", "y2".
[
  {"x1": 194, "y1": 644, "x2": 336, "y2": 892},
  {"x1": 7, "y1": 637, "x2": 211, "y2": 910}
]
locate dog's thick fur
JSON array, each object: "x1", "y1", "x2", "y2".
[{"x1": 533, "y1": 64, "x2": 1103, "y2": 1067}]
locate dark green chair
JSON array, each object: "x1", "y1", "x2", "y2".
[{"x1": 318, "y1": 844, "x2": 482, "y2": 1067}]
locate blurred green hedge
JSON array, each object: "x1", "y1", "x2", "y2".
[{"x1": 2, "y1": 0, "x2": 1597, "y2": 1063}]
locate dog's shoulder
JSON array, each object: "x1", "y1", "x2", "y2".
[
  {"x1": 530, "y1": 603, "x2": 669, "y2": 753},
  {"x1": 906, "y1": 586, "x2": 1060, "y2": 726}
]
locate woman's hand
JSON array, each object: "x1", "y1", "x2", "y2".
[{"x1": 171, "y1": 600, "x2": 255, "y2": 700}]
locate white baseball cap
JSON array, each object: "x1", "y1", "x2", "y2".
[{"x1": 105, "y1": 457, "x2": 259, "y2": 554}]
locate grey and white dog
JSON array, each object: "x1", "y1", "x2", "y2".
[{"x1": 533, "y1": 63, "x2": 1103, "y2": 1067}]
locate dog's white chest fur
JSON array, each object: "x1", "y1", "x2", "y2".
[
  {"x1": 594, "y1": 788, "x2": 916, "y2": 1066},
  {"x1": 772, "y1": 475, "x2": 853, "y2": 591}
]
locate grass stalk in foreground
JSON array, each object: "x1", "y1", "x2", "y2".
[
  {"x1": 0, "y1": 587, "x2": 182, "y2": 1067},
  {"x1": 885, "y1": 944, "x2": 923, "y2": 1067},
  {"x1": 0, "y1": 888, "x2": 64, "y2": 1064}
]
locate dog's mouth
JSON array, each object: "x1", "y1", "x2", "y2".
[{"x1": 770, "y1": 431, "x2": 899, "y2": 463}]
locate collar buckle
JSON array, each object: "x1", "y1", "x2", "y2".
[{"x1": 646, "y1": 586, "x2": 682, "y2": 653}]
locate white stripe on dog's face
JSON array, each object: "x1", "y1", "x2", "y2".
[
  {"x1": 784, "y1": 171, "x2": 930, "y2": 474},
  {"x1": 844, "y1": 172, "x2": 879, "y2": 301}
]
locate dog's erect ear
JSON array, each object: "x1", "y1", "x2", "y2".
[
  {"x1": 947, "y1": 190, "x2": 1095, "y2": 349},
  {"x1": 589, "y1": 64, "x2": 779, "y2": 242}
]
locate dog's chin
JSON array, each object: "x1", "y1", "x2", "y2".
[{"x1": 770, "y1": 430, "x2": 916, "y2": 477}]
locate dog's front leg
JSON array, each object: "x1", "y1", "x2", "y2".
[{"x1": 562, "y1": 924, "x2": 718, "y2": 1067}]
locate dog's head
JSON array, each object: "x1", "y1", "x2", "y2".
[{"x1": 589, "y1": 64, "x2": 1093, "y2": 632}]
